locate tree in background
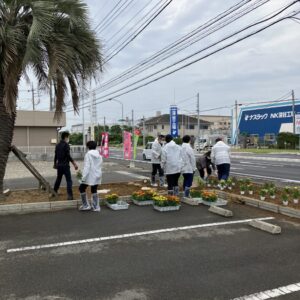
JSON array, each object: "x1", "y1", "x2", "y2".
[
  {"x1": 0, "y1": 0, "x2": 103, "y2": 197},
  {"x1": 69, "y1": 133, "x2": 83, "y2": 145}
]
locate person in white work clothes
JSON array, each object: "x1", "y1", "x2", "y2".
[
  {"x1": 161, "y1": 134, "x2": 183, "y2": 195},
  {"x1": 79, "y1": 141, "x2": 103, "y2": 212},
  {"x1": 211, "y1": 137, "x2": 231, "y2": 180},
  {"x1": 181, "y1": 135, "x2": 197, "y2": 197},
  {"x1": 151, "y1": 134, "x2": 166, "y2": 187}
]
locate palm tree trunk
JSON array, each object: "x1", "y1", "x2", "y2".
[{"x1": 0, "y1": 92, "x2": 16, "y2": 199}]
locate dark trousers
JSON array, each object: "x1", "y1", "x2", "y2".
[
  {"x1": 166, "y1": 173, "x2": 181, "y2": 190},
  {"x1": 54, "y1": 165, "x2": 73, "y2": 196},
  {"x1": 183, "y1": 173, "x2": 194, "y2": 190},
  {"x1": 79, "y1": 184, "x2": 98, "y2": 194},
  {"x1": 217, "y1": 163, "x2": 230, "y2": 180},
  {"x1": 198, "y1": 166, "x2": 212, "y2": 179},
  {"x1": 152, "y1": 164, "x2": 164, "y2": 177}
]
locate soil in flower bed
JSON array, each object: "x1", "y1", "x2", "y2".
[
  {"x1": 1, "y1": 181, "x2": 165, "y2": 205},
  {"x1": 201, "y1": 182, "x2": 300, "y2": 210}
]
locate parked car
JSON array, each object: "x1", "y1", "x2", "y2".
[{"x1": 142, "y1": 142, "x2": 153, "y2": 160}]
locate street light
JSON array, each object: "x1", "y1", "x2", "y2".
[{"x1": 109, "y1": 98, "x2": 124, "y2": 122}]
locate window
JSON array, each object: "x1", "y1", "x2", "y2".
[
  {"x1": 189, "y1": 125, "x2": 195, "y2": 130},
  {"x1": 179, "y1": 125, "x2": 181, "y2": 129},
  {"x1": 161, "y1": 125, "x2": 164, "y2": 130},
  {"x1": 154, "y1": 125, "x2": 157, "y2": 129}
]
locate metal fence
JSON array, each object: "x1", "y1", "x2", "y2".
[{"x1": 8, "y1": 146, "x2": 86, "y2": 161}]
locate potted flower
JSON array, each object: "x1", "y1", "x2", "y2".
[
  {"x1": 132, "y1": 190, "x2": 156, "y2": 206},
  {"x1": 226, "y1": 178, "x2": 233, "y2": 190},
  {"x1": 269, "y1": 188, "x2": 276, "y2": 199},
  {"x1": 219, "y1": 179, "x2": 226, "y2": 190},
  {"x1": 207, "y1": 178, "x2": 213, "y2": 188},
  {"x1": 240, "y1": 184, "x2": 246, "y2": 195},
  {"x1": 248, "y1": 184, "x2": 254, "y2": 195},
  {"x1": 292, "y1": 187, "x2": 299, "y2": 204},
  {"x1": 282, "y1": 193, "x2": 289, "y2": 206},
  {"x1": 212, "y1": 177, "x2": 219, "y2": 188},
  {"x1": 259, "y1": 189, "x2": 267, "y2": 201},
  {"x1": 153, "y1": 195, "x2": 180, "y2": 212},
  {"x1": 284, "y1": 186, "x2": 291, "y2": 194},
  {"x1": 105, "y1": 194, "x2": 129, "y2": 210}
]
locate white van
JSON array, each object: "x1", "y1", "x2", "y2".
[{"x1": 142, "y1": 142, "x2": 153, "y2": 160}]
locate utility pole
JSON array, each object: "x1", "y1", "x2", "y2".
[
  {"x1": 197, "y1": 93, "x2": 200, "y2": 142},
  {"x1": 81, "y1": 85, "x2": 85, "y2": 148},
  {"x1": 104, "y1": 116, "x2": 106, "y2": 130},
  {"x1": 143, "y1": 116, "x2": 146, "y2": 148},
  {"x1": 292, "y1": 90, "x2": 295, "y2": 135},
  {"x1": 49, "y1": 81, "x2": 53, "y2": 111},
  {"x1": 31, "y1": 83, "x2": 35, "y2": 111},
  {"x1": 131, "y1": 109, "x2": 134, "y2": 135},
  {"x1": 235, "y1": 100, "x2": 239, "y2": 146}
]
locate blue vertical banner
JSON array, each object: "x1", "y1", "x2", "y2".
[{"x1": 170, "y1": 105, "x2": 178, "y2": 137}]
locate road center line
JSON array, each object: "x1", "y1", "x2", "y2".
[
  {"x1": 232, "y1": 282, "x2": 300, "y2": 299},
  {"x1": 6, "y1": 217, "x2": 274, "y2": 254}
]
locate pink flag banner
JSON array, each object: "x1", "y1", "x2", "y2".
[
  {"x1": 100, "y1": 132, "x2": 109, "y2": 158},
  {"x1": 123, "y1": 131, "x2": 132, "y2": 160}
]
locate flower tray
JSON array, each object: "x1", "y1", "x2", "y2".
[
  {"x1": 132, "y1": 199, "x2": 153, "y2": 206},
  {"x1": 153, "y1": 205, "x2": 180, "y2": 212},
  {"x1": 105, "y1": 201, "x2": 129, "y2": 210},
  {"x1": 202, "y1": 199, "x2": 228, "y2": 206},
  {"x1": 182, "y1": 197, "x2": 202, "y2": 206}
]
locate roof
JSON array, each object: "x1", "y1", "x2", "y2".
[{"x1": 144, "y1": 114, "x2": 211, "y2": 125}]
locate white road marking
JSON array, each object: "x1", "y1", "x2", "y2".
[
  {"x1": 232, "y1": 282, "x2": 300, "y2": 299},
  {"x1": 230, "y1": 171, "x2": 300, "y2": 184},
  {"x1": 115, "y1": 171, "x2": 148, "y2": 180},
  {"x1": 230, "y1": 167, "x2": 244, "y2": 170},
  {"x1": 6, "y1": 217, "x2": 274, "y2": 253}
]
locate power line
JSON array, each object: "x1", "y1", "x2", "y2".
[
  {"x1": 71, "y1": 0, "x2": 261, "y2": 103},
  {"x1": 93, "y1": 0, "x2": 268, "y2": 95},
  {"x1": 105, "y1": 0, "x2": 157, "y2": 45},
  {"x1": 97, "y1": 0, "x2": 136, "y2": 35},
  {"x1": 94, "y1": 0, "x2": 125, "y2": 32},
  {"x1": 104, "y1": 0, "x2": 175, "y2": 63},
  {"x1": 65, "y1": 1, "x2": 299, "y2": 113},
  {"x1": 82, "y1": 2, "x2": 298, "y2": 107}
]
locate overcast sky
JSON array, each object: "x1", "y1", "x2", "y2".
[{"x1": 17, "y1": 0, "x2": 300, "y2": 129}]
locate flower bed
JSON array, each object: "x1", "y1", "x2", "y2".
[
  {"x1": 153, "y1": 195, "x2": 180, "y2": 212},
  {"x1": 105, "y1": 194, "x2": 129, "y2": 210},
  {"x1": 132, "y1": 190, "x2": 156, "y2": 206},
  {"x1": 204, "y1": 177, "x2": 300, "y2": 210}
]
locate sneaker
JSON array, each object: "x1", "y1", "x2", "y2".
[
  {"x1": 79, "y1": 205, "x2": 91, "y2": 211},
  {"x1": 151, "y1": 183, "x2": 158, "y2": 187}
]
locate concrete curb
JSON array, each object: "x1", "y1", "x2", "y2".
[
  {"x1": 0, "y1": 196, "x2": 132, "y2": 215},
  {"x1": 249, "y1": 219, "x2": 281, "y2": 234},
  {"x1": 231, "y1": 155, "x2": 300, "y2": 163},
  {"x1": 208, "y1": 206, "x2": 233, "y2": 217}
]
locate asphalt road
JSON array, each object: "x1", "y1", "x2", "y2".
[
  {"x1": 1, "y1": 203, "x2": 299, "y2": 299},
  {"x1": 4, "y1": 149, "x2": 300, "y2": 190}
]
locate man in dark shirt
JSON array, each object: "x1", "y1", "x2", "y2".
[{"x1": 53, "y1": 132, "x2": 78, "y2": 200}]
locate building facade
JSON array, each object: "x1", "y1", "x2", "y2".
[
  {"x1": 198, "y1": 115, "x2": 231, "y2": 135},
  {"x1": 143, "y1": 114, "x2": 211, "y2": 138},
  {"x1": 13, "y1": 110, "x2": 66, "y2": 147}
]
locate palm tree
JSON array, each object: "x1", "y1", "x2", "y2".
[{"x1": 0, "y1": 0, "x2": 103, "y2": 197}]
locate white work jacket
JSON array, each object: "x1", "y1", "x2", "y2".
[
  {"x1": 161, "y1": 140, "x2": 183, "y2": 175},
  {"x1": 181, "y1": 143, "x2": 196, "y2": 174},
  {"x1": 151, "y1": 138, "x2": 163, "y2": 164},
  {"x1": 211, "y1": 141, "x2": 231, "y2": 165},
  {"x1": 82, "y1": 150, "x2": 103, "y2": 186}
]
